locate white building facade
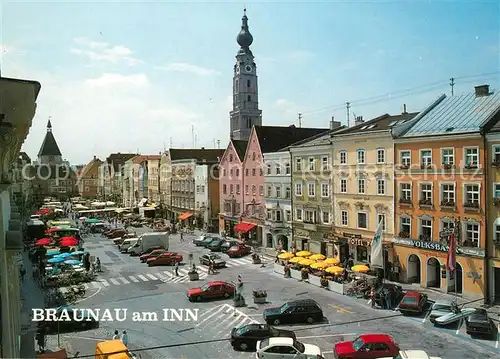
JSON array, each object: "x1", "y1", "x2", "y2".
[
  {"x1": 195, "y1": 165, "x2": 209, "y2": 226},
  {"x1": 263, "y1": 151, "x2": 292, "y2": 251}
]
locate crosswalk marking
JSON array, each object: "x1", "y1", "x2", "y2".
[
  {"x1": 129, "y1": 276, "x2": 140, "y2": 282},
  {"x1": 109, "y1": 278, "x2": 121, "y2": 285},
  {"x1": 145, "y1": 274, "x2": 158, "y2": 280},
  {"x1": 118, "y1": 277, "x2": 130, "y2": 284},
  {"x1": 137, "y1": 275, "x2": 149, "y2": 281},
  {"x1": 163, "y1": 271, "x2": 173, "y2": 278},
  {"x1": 91, "y1": 282, "x2": 101, "y2": 288},
  {"x1": 98, "y1": 279, "x2": 110, "y2": 286}
]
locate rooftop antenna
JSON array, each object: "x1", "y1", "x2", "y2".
[
  {"x1": 191, "y1": 125, "x2": 195, "y2": 148},
  {"x1": 217, "y1": 140, "x2": 221, "y2": 149},
  {"x1": 298, "y1": 113, "x2": 302, "y2": 127},
  {"x1": 195, "y1": 134, "x2": 198, "y2": 148},
  {"x1": 169, "y1": 137, "x2": 172, "y2": 148},
  {"x1": 346, "y1": 102, "x2": 351, "y2": 127},
  {"x1": 450, "y1": 77, "x2": 455, "y2": 96},
  {"x1": 213, "y1": 138, "x2": 216, "y2": 148}
]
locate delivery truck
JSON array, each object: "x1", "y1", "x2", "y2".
[
  {"x1": 95, "y1": 339, "x2": 137, "y2": 358},
  {"x1": 128, "y1": 232, "x2": 169, "y2": 256}
]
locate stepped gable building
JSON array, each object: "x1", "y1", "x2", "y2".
[
  {"x1": 78, "y1": 156, "x2": 103, "y2": 198},
  {"x1": 98, "y1": 153, "x2": 136, "y2": 202},
  {"x1": 229, "y1": 8, "x2": 262, "y2": 141}
]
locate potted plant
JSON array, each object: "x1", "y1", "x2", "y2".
[
  {"x1": 188, "y1": 267, "x2": 199, "y2": 281},
  {"x1": 253, "y1": 289, "x2": 267, "y2": 304},
  {"x1": 301, "y1": 268, "x2": 309, "y2": 280},
  {"x1": 442, "y1": 163, "x2": 453, "y2": 170},
  {"x1": 320, "y1": 277, "x2": 329, "y2": 288},
  {"x1": 252, "y1": 253, "x2": 261, "y2": 264},
  {"x1": 233, "y1": 293, "x2": 245, "y2": 307}
]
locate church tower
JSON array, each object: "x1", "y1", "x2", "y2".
[
  {"x1": 37, "y1": 119, "x2": 63, "y2": 165},
  {"x1": 229, "y1": 8, "x2": 262, "y2": 141}
]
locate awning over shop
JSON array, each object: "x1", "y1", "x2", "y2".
[
  {"x1": 234, "y1": 222, "x2": 256, "y2": 232},
  {"x1": 178, "y1": 212, "x2": 193, "y2": 220}
]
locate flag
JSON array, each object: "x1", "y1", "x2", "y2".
[
  {"x1": 370, "y1": 219, "x2": 384, "y2": 268},
  {"x1": 446, "y1": 233, "x2": 456, "y2": 272}
]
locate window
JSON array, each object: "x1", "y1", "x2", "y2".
[
  {"x1": 295, "y1": 158, "x2": 302, "y2": 171},
  {"x1": 276, "y1": 186, "x2": 281, "y2": 198},
  {"x1": 321, "y1": 183, "x2": 329, "y2": 197},
  {"x1": 247, "y1": 79, "x2": 250, "y2": 87},
  {"x1": 494, "y1": 183, "x2": 500, "y2": 198},
  {"x1": 441, "y1": 183, "x2": 455, "y2": 204},
  {"x1": 340, "y1": 179, "x2": 347, "y2": 193},
  {"x1": 236, "y1": 184, "x2": 240, "y2": 194},
  {"x1": 465, "y1": 223, "x2": 480, "y2": 247},
  {"x1": 275, "y1": 164, "x2": 281, "y2": 175},
  {"x1": 305, "y1": 210, "x2": 316, "y2": 223},
  {"x1": 267, "y1": 186, "x2": 272, "y2": 197},
  {"x1": 236, "y1": 169, "x2": 239, "y2": 177},
  {"x1": 230, "y1": 168, "x2": 233, "y2": 177},
  {"x1": 196, "y1": 201, "x2": 199, "y2": 209},
  {"x1": 260, "y1": 168, "x2": 263, "y2": 176},
  {"x1": 494, "y1": 146, "x2": 500, "y2": 163},
  {"x1": 245, "y1": 184, "x2": 249, "y2": 194},
  {"x1": 245, "y1": 168, "x2": 249, "y2": 176},
  {"x1": 377, "y1": 148, "x2": 385, "y2": 163},
  {"x1": 400, "y1": 150, "x2": 411, "y2": 167},
  {"x1": 266, "y1": 163, "x2": 271, "y2": 175},
  {"x1": 322, "y1": 211, "x2": 330, "y2": 224},
  {"x1": 229, "y1": 154, "x2": 233, "y2": 162},
  {"x1": 223, "y1": 184, "x2": 227, "y2": 194},
  {"x1": 201, "y1": 185, "x2": 205, "y2": 193},
  {"x1": 196, "y1": 185, "x2": 200, "y2": 193},
  {"x1": 296, "y1": 208, "x2": 303, "y2": 220},
  {"x1": 495, "y1": 224, "x2": 500, "y2": 242},
  {"x1": 377, "y1": 179, "x2": 385, "y2": 195},
  {"x1": 285, "y1": 162, "x2": 291, "y2": 174},
  {"x1": 420, "y1": 219, "x2": 432, "y2": 241},
  {"x1": 252, "y1": 185, "x2": 256, "y2": 195},
  {"x1": 247, "y1": 95, "x2": 251, "y2": 101},
  {"x1": 464, "y1": 147, "x2": 479, "y2": 167},
  {"x1": 442, "y1": 148, "x2": 454, "y2": 166},
  {"x1": 339, "y1": 151, "x2": 347, "y2": 164},
  {"x1": 401, "y1": 183, "x2": 412, "y2": 200},
  {"x1": 252, "y1": 168, "x2": 256, "y2": 176},
  {"x1": 308, "y1": 157, "x2": 315, "y2": 171},
  {"x1": 275, "y1": 210, "x2": 282, "y2": 222},
  {"x1": 285, "y1": 210, "x2": 291, "y2": 222},
  {"x1": 308, "y1": 183, "x2": 315, "y2": 197},
  {"x1": 377, "y1": 214, "x2": 386, "y2": 231},
  {"x1": 357, "y1": 149, "x2": 365, "y2": 164},
  {"x1": 357, "y1": 212, "x2": 367, "y2": 229},
  {"x1": 420, "y1": 183, "x2": 432, "y2": 202},
  {"x1": 285, "y1": 186, "x2": 291, "y2": 198},
  {"x1": 230, "y1": 184, "x2": 233, "y2": 194},
  {"x1": 341, "y1": 211, "x2": 348, "y2": 226},
  {"x1": 464, "y1": 184, "x2": 480, "y2": 206},
  {"x1": 400, "y1": 216, "x2": 411, "y2": 235},
  {"x1": 358, "y1": 179, "x2": 365, "y2": 194},
  {"x1": 295, "y1": 183, "x2": 303, "y2": 196},
  {"x1": 321, "y1": 156, "x2": 329, "y2": 171},
  {"x1": 259, "y1": 185, "x2": 263, "y2": 195},
  {"x1": 421, "y1": 149, "x2": 432, "y2": 167}
]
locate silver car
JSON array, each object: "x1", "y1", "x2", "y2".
[{"x1": 429, "y1": 300, "x2": 454, "y2": 324}]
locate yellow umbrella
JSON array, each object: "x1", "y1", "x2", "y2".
[
  {"x1": 310, "y1": 261, "x2": 329, "y2": 269},
  {"x1": 278, "y1": 252, "x2": 294, "y2": 260},
  {"x1": 309, "y1": 254, "x2": 326, "y2": 261},
  {"x1": 295, "y1": 251, "x2": 312, "y2": 257},
  {"x1": 325, "y1": 266, "x2": 345, "y2": 274},
  {"x1": 351, "y1": 264, "x2": 370, "y2": 273},
  {"x1": 323, "y1": 258, "x2": 340, "y2": 265},
  {"x1": 298, "y1": 258, "x2": 316, "y2": 266},
  {"x1": 289, "y1": 257, "x2": 303, "y2": 263}
]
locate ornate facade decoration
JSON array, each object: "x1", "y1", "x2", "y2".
[
  {"x1": 355, "y1": 171, "x2": 367, "y2": 177},
  {"x1": 337, "y1": 201, "x2": 350, "y2": 209},
  {"x1": 374, "y1": 203, "x2": 389, "y2": 213},
  {"x1": 339, "y1": 171, "x2": 349, "y2": 177},
  {"x1": 400, "y1": 211, "x2": 412, "y2": 217},
  {"x1": 354, "y1": 201, "x2": 366, "y2": 210},
  {"x1": 295, "y1": 229, "x2": 310, "y2": 238},
  {"x1": 419, "y1": 213, "x2": 433, "y2": 221}
]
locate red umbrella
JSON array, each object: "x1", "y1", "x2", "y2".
[
  {"x1": 59, "y1": 236, "x2": 78, "y2": 247},
  {"x1": 35, "y1": 238, "x2": 51, "y2": 246}
]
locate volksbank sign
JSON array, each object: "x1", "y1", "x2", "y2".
[{"x1": 392, "y1": 238, "x2": 485, "y2": 257}]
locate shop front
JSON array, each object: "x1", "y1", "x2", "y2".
[
  {"x1": 234, "y1": 220, "x2": 261, "y2": 244},
  {"x1": 488, "y1": 258, "x2": 500, "y2": 304},
  {"x1": 219, "y1": 215, "x2": 238, "y2": 237},
  {"x1": 178, "y1": 212, "x2": 193, "y2": 227},
  {"x1": 263, "y1": 221, "x2": 291, "y2": 250},
  {"x1": 293, "y1": 223, "x2": 329, "y2": 255},
  {"x1": 392, "y1": 237, "x2": 485, "y2": 297}
]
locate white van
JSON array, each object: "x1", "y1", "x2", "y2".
[
  {"x1": 119, "y1": 238, "x2": 138, "y2": 253},
  {"x1": 128, "y1": 232, "x2": 169, "y2": 256}
]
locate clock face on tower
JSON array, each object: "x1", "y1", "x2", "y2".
[{"x1": 245, "y1": 65, "x2": 252, "y2": 73}]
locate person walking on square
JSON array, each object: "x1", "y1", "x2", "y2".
[
  {"x1": 175, "y1": 262, "x2": 179, "y2": 276},
  {"x1": 112, "y1": 330, "x2": 120, "y2": 339},
  {"x1": 36, "y1": 328, "x2": 45, "y2": 353},
  {"x1": 121, "y1": 330, "x2": 128, "y2": 346}
]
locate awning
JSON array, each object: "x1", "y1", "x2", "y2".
[
  {"x1": 178, "y1": 212, "x2": 193, "y2": 220},
  {"x1": 234, "y1": 222, "x2": 256, "y2": 232}
]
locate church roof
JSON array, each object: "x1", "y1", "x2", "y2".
[
  {"x1": 231, "y1": 140, "x2": 248, "y2": 161},
  {"x1": 254, "y1": 125, "x2": 329, "y2": 153},
  {"x1": 169, "y1": 148, "x2": 225, "y2": 164},
  {"x1": 37, "y1": 120, "x2": 62, "y2": 157}
]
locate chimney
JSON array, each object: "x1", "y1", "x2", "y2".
[
  {"x1": 330, "y1": 116, "x2": 341, "y2": 130},
  {"x1": 201, "y1": 147, "x2": 205, "y2": 150},
  {"x1": 93, "y1": 155, "x2": 96, "y2": 160},
  {"x1": 354, "y1": 116, "x2": 364, "y2": 126},
  {"x1": 475, "y1": 84, "x2": 490, "y2": 97},
  {"x1": 402, "y1": 104, "x2": 407, "y2": 114}
]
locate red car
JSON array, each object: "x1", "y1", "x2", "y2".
[
  {"x1": 140, "y1": 249, "x2": 168, "y2": 262},
  {"x1": 397, "y1": 291, "x2": 428, "y2": 315},
  {"x1": 187, "y1": 281, "x2": 235, "y2": 302},
  {"x1": 334, "y1": 334, "x2": 400, "y2": 359},
  {"x1": 147, "y1": 252, "x2": 183, "y2": 267},
  {"x1": 227, "y1": 244, "x2": 252, "y2": 258}
]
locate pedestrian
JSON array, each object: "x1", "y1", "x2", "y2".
[
  {"x1": 386, "y1": 287, "x2": 393, "y2": 310},
  {"x1": 112, "y1": 330, "x2": 120, "y2": 339},
  {"x1": 19, "y1": 265, "x2": 26, "y2": 281},
  {"x1": 36, "y1": 328, "x2": 45, "y2": 353},
  {"x1": 96, "y1": 257, "x2": 102, "y2": 272},
  {"x1": 180, "y1": 232, "x2": 184, "y2": 242},
  {"x1": 275, "y1": 252, "x2": 279, "y2": 263},
  {"x1": 121, "y1": 330, "x2": 128, "y2": 346},
  {"x1": 370, "y1": 286, "x2": 376, "y2": 308},
  {"x1": 175, "y1": 262, "x2": 179, "y2": 276}
]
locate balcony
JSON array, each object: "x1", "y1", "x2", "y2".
[
  {"x1": 464, "y1": 201, "x2": 480, "y2": 212},
  {"x1": 398, "y1": 198, "x2": 412, "y2": 207},
  {"x1": 418, "y1": 198, "x2": 433, "y2": 209},
  {"x1": 440, "y1": 200, "x2": 456, "y2": 211}
]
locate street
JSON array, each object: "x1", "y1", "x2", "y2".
[{"x1": 48, "y1": 228, "x2": 500, "y2": 359}]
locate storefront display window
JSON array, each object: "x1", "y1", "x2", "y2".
[{"x1": 356, "y1": 245, "x2": 368, "y2": 262}]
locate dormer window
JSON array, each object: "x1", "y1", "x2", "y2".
[{"x1": 229, "y1": 154, "x2": 233, "y2": 162}]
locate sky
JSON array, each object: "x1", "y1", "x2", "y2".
[{"x1": 2, "y1": 0, "x2": 499, "y2": 165}]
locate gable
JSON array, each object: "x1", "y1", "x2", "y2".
[
  {"x1": 220, "y1": 141, "x2": 242, "y2": 166},
  {"x1": 242, "y1": 128, "x2": 263, "y2": 165}
]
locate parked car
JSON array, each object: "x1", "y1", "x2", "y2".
[
  {"x1": 379, "y1": 350, "x2": 442, "y2": 359},
  {"x1": 397, "y1": 291, "x2": 428, "y2": 315},
  {"x1": 187, "y1": 281, "x2": 235, "y2": 301},
  {"x1": 263, "y1": 299, "x2": 323, "y2": 326},
  {"x1": 131, "y1": 221, "x2": 142, "y2": 227},
  {"x1": 255, "y1": 337, "x2": 323, "y2": 359},
  {"x1": 140, "y1": 249, "x2": 167, "y2": 262},
  {"x1": 333, "y1": 334, "x2": 400, "y2": 359},
  {"x1": 119, "y1": 238, "x2": 138, "y2": 253},
  {"x1": 465, "y1": 308, "x2": 496, "y2": 338},
  {"x1": 429, "y1": 300, "x2": 454, "y2": 324},
  {"x1": 37, "y1": 305, "x2": 99, "y2": 334},
  {"x1": 132, "y1": 245, "x2": 163, "y2": 257},
  {"x1": 113, "y1": 232, "x2": 136, "y2": 245},
  {"x1": 230, "y1": 324, "x2": 295, "y2": 351},
  {"x1": 221, "y1": 239, "x2": 240, "y2": 253},
  {"x1": 227, "y1": 244, "x2": 251, "y2": 258},
  {"x1": 200, "y1": 237, "x2": 220, "y2": 248},
  {"x1": 107, "y1": 229, "x2": 128, "y2": 239},
  {"x1": 104, "y1": 228, "x2": 123, "y2": 237},
  {"x1": 193, "y1": 234, "x2": 218, "y2": 246},
  {"x1": 147, "y1": 252, "x2": 183, "y2": 267},
  {"x1": 199, "y1": 253, "x2": 226, "y2": 268},
  {"x1": 207, "y1": 239, "x2": 224, "y2": 252}
]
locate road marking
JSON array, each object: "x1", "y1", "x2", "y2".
[
  {"x1": 62, "y1": 334, "x2": 106, "y2": 341},
  {"x1": 246, "y1": 314, "x2": 262, "y2": 317},
  {"x1": 163, "y1": 270, "x2": 173, "y2": 278},
  {"x1": 118, "y1": 277, "x2": 130, "y2": 284},
  {"x1": 137, "y1": 275, "x2": 148, "y2": 281},
  {"x1": 328, "y1": 304, "x2": 353, "y2": 314},
  {"x1": 456, "y1": 318, "x2": 463, "y2": 335},
  {"x1": 109, "y1": 278, "x2": 121, "y2": 285},
  {"x1": 129, "y1": 276, "x2": 140, "y2": 282},
  {"x1": 236, "y1": 317, "x2": 250, "y2": 328},
  {"x1": 146, "y1": 273, "x2": 158, "y2": 280},
  {"x1": 422, "y1": 311, "x2": 430, "y2": 323},
  {"x1": 98, "y1": 279, "x2": 110, "y2": 287},
  {"x1": 322, "y1": 351, "x2": 334, "y2": 354},
  {"x1": 227, "y1": 313, "x2": 243, "y2": 327},
  {"x1": 297, "y1": 333, "x2": 357, "y2": 339},
  {"x1": 196, "y1": 305, "x2": 226, "y2": 327},
  {"x1": 91, "y1": 282, "x2": 101, "y2": 289},
  {"x1": 75, "y1": 286, "x2": 101, "y2": 304},
  {"x1": 155, "y1": 272, "x2": 166, "y2": 279}
]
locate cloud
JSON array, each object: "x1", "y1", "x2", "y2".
[
  {"x1": 70, "y1": 37, "x2": 142, "y2": 66},
  {"x1": 83, "y1": 73, "x2": 149, "y2": 87},
  {"x1": 275, "y1": 99, "x2": 300, "y2": 123},
  {"x1": 157, "y1": 62, "x2": 220, "y2": 76},
  {"x1": 287, "y1": 50, "x2": 315, "y2": 62}
]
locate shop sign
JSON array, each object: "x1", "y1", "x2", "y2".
[
  {"x1": 349, "y1": 238, "x2": 370, "y2": 246},
  {"x1": 342, "y1": 232, "x2": 362, "y2": 239},
  {"x1": 323, "y1": 232, "x2": 336, "y2": 241},
  {"x1": 392, "y1": 238, "x2": 485, "y2": 257},
  {"x1": 295, "y1": 229, "x2": 310, "y2": 238},
  {"x1": 173, "y1": 167, "x2": 193, "y2": 176}
]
